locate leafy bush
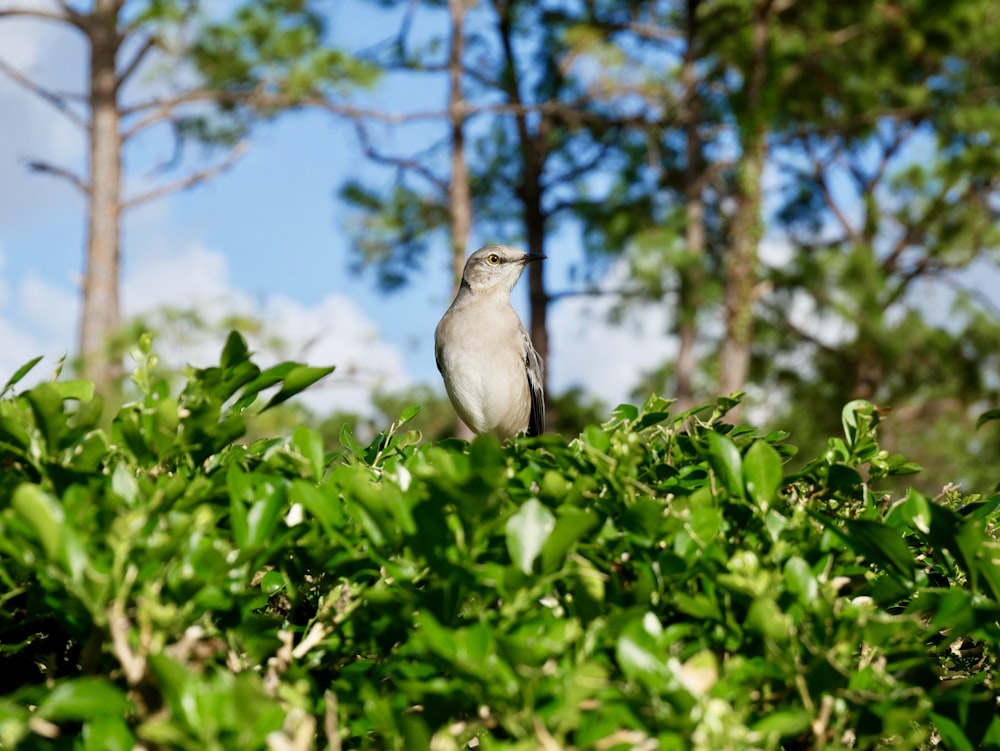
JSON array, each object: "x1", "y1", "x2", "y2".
[{"x1": 0, "y1": 333, "x2": 998, "y2": 750}]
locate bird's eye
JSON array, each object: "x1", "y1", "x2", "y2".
[{"x1": 487, "y1": 254, "x2": 501, "y2": 265}]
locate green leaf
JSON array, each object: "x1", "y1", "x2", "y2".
[
  {"x1": 540, "y1": 507, "x2": 601, "y2": 573},
  {"x1": 570, "y1": 558, "x2": 606, "y2": 619},
  {"x1": 506, "y1": 498, "x2": 556, "y2": 575},
  {"x1": 261, "y1": 570, "x2": 285, "y2": 595},
  {"x1": 38, "y1": 678, "x2": 131, "y2": 721},
  {"x1": 743, "y1": 439, "x2": 783, "y2": 507},
  {"x1": 292, "y1": 424, "x2": 325, "y2": 479},
  {"x1": 581, "y1": 424, "x2": 611, "y2": 452},
  {"x1": 289, "y1": 479, "x2": 346, "y2": 539},
  {"x1": 111, "y1": 462, "x2": 140, "y2": 506},
  {"x1": 752, "y1": 709, "x2": 812, "y2": 739},
  {"x1": 931, "y1": 713, "x2": 976, "y2": 751},
  {"x1": 26, "y1": 383, "x2": 67, "y2": 453},
  {"x1": 398, "y1": 404, "x2": 422, "y2": 423},
  {"x1": 784, "y1": 556, "x2": 818, "y2": 604},
  {"x1": 245, "y1": 481, "x2": 285, "y2": 548},
  {"x1": 0, "y1": 412, "x2": 31, "y2": 452},
  {"x1": 707, "y1": 431, "x2": 743, "y2": 498},
  {"x1": 263, "y1": 364, "x2": 335, "y2": 410},
  {"x1": 82, "y1": 715, "x2": 136, "y2": 751},
  {"x1": 746, "y1": 597, "x2": 790, "y2": 642},
  {"x1": 233, "y1": 362, "x2": 297, "y2": 411},
  {"x1": 227, "y1": 464, "x2": 251, "y2": 549},
  {"x1": 841, "y1": 399, "x2": 876, "y2": 446},
  {"x1": 840, "y1": 517, "x2": 917, "y2": 582},
  {"x1": 49, "y1": 379, "x2": 95, "y2": 402},
  {"x1": 616, "y1": 613, "x2": 666, "y2": 687},
  {"x1": 220, "y1": 330, "x2": 251, "y2": 369},
  {"x1": 414, "y1": 610, "x2": 457, "y2": 661},
  {"x1": 339, "y1": 422, "x2": 365, "y2": 458},
  {"x1": 976, "y1": 409, "x2": 1000, "y2": 430},
  {"x1": 1, "y1": 355, "x2": 43, "y2": 397},
  {"x1": 688, "y1": 500, "x2": 723, "y2": 545},
  {"x1": 610, "y1": 403, "x2": 639, "y2": 423},
  {"x1": 12, "y1": 484, "x2": 62, "y2": 561}
]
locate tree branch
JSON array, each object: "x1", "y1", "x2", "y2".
[
  {"x1": 121, "y1": 141, "x2": 249, "y2": 210},
  {"x1": 26, "y1": 159, "x2": 89, "y2": 194},
  {"x1": 544, "y1": 138, "x2": 617, "y2": 195},
  {"x1": 0, "y1": 6, "x2": 76, "y2": 25},
  {"x1": 626, "y1": 21, "x2": 683, "y2": 43},
  {"x1": 803, "y1": 138, "x2": 860, "y2": 245},
  {"x1": 938, "y1": 270, "x2": 1000, "y2": 318},
  {"x1": 760, "y1": 298, "x2": 840, "y2": 355},
  {"x1": 858, "y1": 122, "x2": 915, "y2": 195},
  {"x1": 116, "y1": 34, "x2": 157, "y2": 91},
  {"x1": 353, "y1": 122, "x2": 448, "y2": 191},
  {"x1": 0, "y1": 55, "x2": 88, "y2": 131},
  {"x1": 122, "y1": 82, "x2": 647, "y2": 145},
  {"x1": 547, "y1": 285, "x2": 661, "y2": 303}
]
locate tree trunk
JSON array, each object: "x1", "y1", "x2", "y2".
[
  {"x1": 524, "y1": 200, "x2": 548, "y2": 392},
  {"x1": 675, "y1": 0, "x2": 704, "y2": 413},
  {"x1": 447, "y1": 0, "x2": 475, "y2": 440},
  {"x1": 495, "y1": 0, "x2": 551, "y2": 428},
  {"x1": 447, "y1": 0, "x2": 472, "y2": 291},
  {"x1": 718, "y1": 0, "x2": 769, "y2": 420},
  {"x1": 80, "y1": 0, "x2": 123, "y2": 396},
  {"x1": 718, "y1": 131, "x2": 765, "y2": 401}
]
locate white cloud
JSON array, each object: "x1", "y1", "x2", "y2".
[
  {"x1": 0, "y1": 248, "x2": 77, "y2": 383},
  {"x1": 124, "y1": 243, "x2": 242, "y2": 316},
  {"x1": 548, "y1": 260, "x2": 675, "y2": 408},
  {"x1": 0, "y1": 317, "x2": 59, "y2": 385},
  {"x1": 0, "y1": 238, "x2": 411, "y2": 416},
  {"x1": 0, "y1": 15, "x2": 87, "y2": 226},
  {"x1": 122, "y1": 245, "x2": 411, "y2": 415},
  {"x1": 0, "y1": 244, "x2": 77, "y2": 384},
  {"x1": 0, "y1": 243, "x2": 8, "y2": 307},
  {"x1": 17, "y1": 273, "x2": 79, "y2": 341}
]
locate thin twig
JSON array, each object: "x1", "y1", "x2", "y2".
[
  {"x1": 121, "y1": 141, "x2": 248, "y2": 209},
  {"x1": 0, "y1": 55, "x2": 88, "y2": 131},
  {"x1": 116, "y1": 34, "x2": 157, "y2": 91},
  {"x1": 353, "y1": 121, "x2": 448, "y2": 191},
  {"x1": 547, "y1": 285, "x2": 664, "y2": 303},
  {"x1": 26, "y1": 159, "x2": 90, "y2": 193},
  {"x1": 0, "y1": 6, "x2": 75, "y2": 24},
  {"x1": 803, "y1": 138, "x2": 860, "y2": 245}
]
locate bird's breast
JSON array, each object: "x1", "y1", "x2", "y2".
[{"x1": 435, "y1": 308, "x2": 530, "y2": 437}]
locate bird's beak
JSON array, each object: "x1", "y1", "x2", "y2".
[{"x1": 521, "y1": 253, "x2": 547, "y2": 264}]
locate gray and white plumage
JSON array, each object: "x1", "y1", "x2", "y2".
[{"x1": 435, "y1": 245, "x2": 545, "y2": 440}]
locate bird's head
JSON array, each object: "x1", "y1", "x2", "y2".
[{"x1": 461, "y1": 245, "x2": 546, "y2": 294}]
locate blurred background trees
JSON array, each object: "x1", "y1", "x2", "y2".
[
  {"x1": 2, "y1": 0, "x2": 999, "y2": 492},
  {"x1": 0, "y1": 0, "x2": 374, "y2": 396}
]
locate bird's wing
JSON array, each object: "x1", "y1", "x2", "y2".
[
  {"x1": 522, "y1": 329, "x2": 545, "y2": 437},
  {"x1": 434, "y1": 321, "x2": 446, "y2": 375}
]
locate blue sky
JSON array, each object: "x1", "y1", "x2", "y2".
[
  {"x1": 0, "y1": 0, "x2": 680, "y2": 415},
  {"x1": 4, "y1": 1, "x2": 997, "y2": 420}
]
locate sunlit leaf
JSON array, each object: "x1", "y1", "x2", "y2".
[
  {"x1": 264, "y1": 364, "x2": 335, "y2": 410},
  {"x1": 37, "y1": 678, "x2": 131, "y2": 721},
  {"x1": 743, "y1": 439, "x2": 783, "y2": 507},
  {"x1": 707, "y1": 431, "x2": 743, "y2": 498},
  {"x1": 506, "y1": 498, "x2": 555, "y2": 575}
]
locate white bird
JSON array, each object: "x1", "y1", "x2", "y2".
[{"x1": 435, "y1": 245, "x2": 545, "y2": 439}]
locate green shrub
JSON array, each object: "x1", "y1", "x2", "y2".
[{"x1": 0, "y1": 333, "x2": 998, "y2": 750}]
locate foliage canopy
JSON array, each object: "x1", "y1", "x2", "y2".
[{"x1": 0, "y1": 334, "x2": 998, "y2": 749}]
